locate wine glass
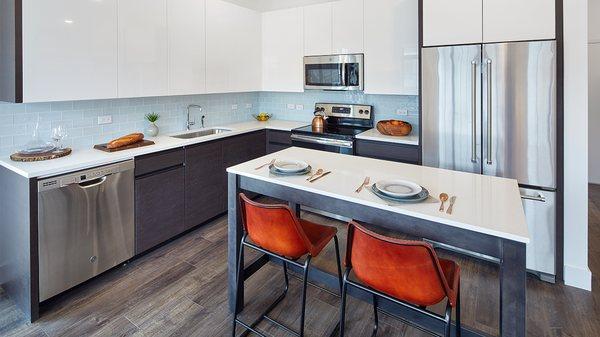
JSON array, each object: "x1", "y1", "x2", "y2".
[{"x1": 51, "y1": 124, "x2": 68, "y2": 150}]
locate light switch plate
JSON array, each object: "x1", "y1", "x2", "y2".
[
  {"x1": 245, "y1": 103, "x2": 253, "y2": 109},
  {"x1": 295, "y1": 104, "x2": 304, "y2": 110},
  {"x1": 232, "y1": 104, "x2": 238, "y2": 110},
  {"x1": 287, "y1": 104, "x2": 295, "y2": 110},
  {"x1": 97, "y1": 115, "x2": 112, "y2": 125},
  {"x1": 396, "y1": 109, "x2": 408, "y2": 116}
]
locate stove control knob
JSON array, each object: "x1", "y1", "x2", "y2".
[
  {"x1": 358, "y1": 109, "x2": 364, "y2": 114},
  {"x1": 364, "y1": 110, "x2": 370, "y2": 115}
]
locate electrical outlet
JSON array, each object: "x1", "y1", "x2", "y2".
[
  {"x1": 232, "y1": 104, "x2": 238, "y2": 110},
  {"x1": 396, "y1": 109, "x2": 408, "y2": 116},
  {"x1": 245, "y1": 103, "x2": 253, "y2": 109},
  {"x1": 97, "y1": 115, "x2": 112, "y2": 125},
  {"x1": 287, "y1": 104, "x2": 295, "y2": 110},
  {"x1": 295, "y1": 104, "x2": 304, "y2": 110}
]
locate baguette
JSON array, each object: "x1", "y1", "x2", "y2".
[{"x1": 106, "y1": 133, "x2": 144, "y2": 149}]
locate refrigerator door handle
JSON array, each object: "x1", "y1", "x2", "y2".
[
  {"x1": 486, "y1": 58, "x2": 493, "y2": 165},
  {"x1": 521, "y1": 193, "x2": 547, "y2": 203},
  {"x1": 471, "y1": 60, "x2": 478, "y2": 163}
]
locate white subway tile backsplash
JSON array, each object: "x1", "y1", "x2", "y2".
[{"x1": 0, "y1": 91, "x2": 419, "y2": 156}]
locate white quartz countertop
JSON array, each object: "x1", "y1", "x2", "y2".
[
  {"x1": 227, "y1": 147, "x2": 529, "y2": 243},
  {"x1": 0, "y1": 120, "x2": 308, "y2": 179},
  {"x1": 356, "y1": 128, "x2": 419, "y2": 146}
]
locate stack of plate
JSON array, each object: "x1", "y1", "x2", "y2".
[
  {"x1": 269, "y1": 159, "x2": 311, "y2": 176},
  {"x1": 371, "y1": 179, "x2": 429, "y2": 203}
]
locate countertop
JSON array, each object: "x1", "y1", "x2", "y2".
[
  {"x1": 227, "y1": 147, "x2": 529, "y2": 243},
  {"x1": 356, "y1": 128, "x2": 419, "y2": 146},
  {"x1": 0, "y1": 120, "x2": 308, "y2": 179}
]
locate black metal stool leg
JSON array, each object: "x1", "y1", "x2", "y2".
[
  {"x1": 232, "y1": 240, "x2": 245, "y2": 337},
  {"x1": 444, "y1": 301, "x2": 452, "y2": 337},
  {"x1": 339, "y1": 269, "x2": 350, "y2": 337},
  {"x1": 371, "y1": 294, "x2": 379, "y2": 337},
  {"x1": 333, "y1": 235, "x2": 343, "y2": 294},
  {"x1": 299, "y1": 256, "x2": 312, "y2": 337},
  {"x1": 456, "y1": 287, "x2": 461, "y2": 337}
]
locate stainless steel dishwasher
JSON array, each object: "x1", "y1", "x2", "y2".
[{"x1": 38, "y1": 160, "x2": 135, "y2": 301}]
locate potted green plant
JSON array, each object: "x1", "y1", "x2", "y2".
[{"x1": 145, "y1": 112, "x2": 160, "y2": 137}]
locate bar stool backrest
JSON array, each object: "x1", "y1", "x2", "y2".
[
  {"x1": 346, "y1": 221, "x2": 453, "y2": 307},
  {"x1": 239, "y1": 193, "x2": 313, "y2": 259}
]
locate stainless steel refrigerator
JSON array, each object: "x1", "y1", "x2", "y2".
[{"x1": 422, "y1": 41, "x2": 557, "y2": 282}]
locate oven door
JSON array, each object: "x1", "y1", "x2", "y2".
[
  {"x1": 291, "y1": 134, "x2": 354, "y2": 155},
  {"x1": 304, "y1": 54, "x2": 364, "y2": 91}
]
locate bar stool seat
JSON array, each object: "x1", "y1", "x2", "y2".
[
  {"x1": 340, "y1": 221, "x2": 461, "y2": 337},
  {"x1": 232, "y1": 193, "x2": 343, "y2": 337}
]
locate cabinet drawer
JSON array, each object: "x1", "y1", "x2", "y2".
[
  {"x1": 355, "y1": 140, "x2": 420, "y2": 164},
  {"x1": 267, "y1": 130, "x2": 292, "y2": 145},
  {"x1": 135, "y1": 148, "x2": 185, "y2": 177}
]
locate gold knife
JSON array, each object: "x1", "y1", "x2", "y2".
[
  {"x1": 446, "y1": 196, "x2": 457, "y2": 214},
  {"x1": 309, "y1": 171, "x2": 331, "y2": 183}
]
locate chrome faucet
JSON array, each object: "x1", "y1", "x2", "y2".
[
  {"x1": 186, "y1": 104, "x2": 202, "y2": 131},
  {"x1": 201, "y1": 115, "x2": 206, "y2": 128}
]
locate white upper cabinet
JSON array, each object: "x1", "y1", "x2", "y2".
[
  {"x1": 118, "y1": 0, "x2": 168, "y2": 98},
  {"x1": 423, "y1": 0, "x2": 555, "y2": 46},
  {"x1": 332, "y1": 0, "x2": 364, "y2": 54},
  {"x1": 22, "y1": 0, "x2": 118, "y2": 102},
  {"x1": 207, "y1": 0, "x2": 261, "y2": 93},
  {"x1": 262, "y1": 8, "x2": 304, "y2": 92},
  {"x1": 304, "y1": 3, "x2": 333, "y2": 56},
  {"x1": 168, "y1": 0, "x2": 206, "y2": 96},
  {"x1": 364, "y1": 0, "x2": 418, "y2": 95},
  {"x1": 422, "y1": 0, "x2": 482, "y2": 47},
  {"x1": 483, "y1": 0, "x2": 555, "y2": 43}
]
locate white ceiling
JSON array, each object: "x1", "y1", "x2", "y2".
[{"x1": 224, "y1": 0, "x2": 335, "y2": 12}]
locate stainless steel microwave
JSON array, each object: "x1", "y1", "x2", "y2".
[{"x1": 304, "y1": 54, "x2": 364, "y2": 91}]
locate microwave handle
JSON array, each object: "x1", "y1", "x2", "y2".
[{"x1": 341, "y1": 63, "x2": 348, "y2": 87}]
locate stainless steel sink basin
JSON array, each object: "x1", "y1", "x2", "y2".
[{"x1": 171, "y1": 128, "x2": 231, "y2": 139}]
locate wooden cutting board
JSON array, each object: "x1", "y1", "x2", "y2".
[
  {"x1": 94, "y1": 140, "x2": 155, "y2": 153},
  {"x1": 10, "y1": 148, "x2": 72, "y2": 162}
]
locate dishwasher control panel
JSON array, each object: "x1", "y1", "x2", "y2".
[{"x1": 38, "y1": 160, "x2": 135, "y2": 192}]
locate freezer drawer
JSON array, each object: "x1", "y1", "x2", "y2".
[
  {"x1": 521, "y1": 187, "x2": 556, "y2": 281},
  {"x1": 38, "y1": 161, "x2": 135, "y2": 301}
]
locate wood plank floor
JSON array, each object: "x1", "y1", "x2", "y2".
[{"x1": 1, "y1": 186, "x2": 600, "y2": 337}]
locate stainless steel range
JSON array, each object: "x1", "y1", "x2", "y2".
[{"x1": 291, "y1": 103, "x2": 373, "y2": 155}]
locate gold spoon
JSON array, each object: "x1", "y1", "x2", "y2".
[
  {"x1": 307, "y1": 168, "x2": 324, "y2": 181},
  {"x1": 439, "y1": 193, "x2": 449, "y2": 212}
]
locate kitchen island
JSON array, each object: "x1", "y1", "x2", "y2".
[{"x1": 226, "y1": 147, "x2": 529, "y2": 337}]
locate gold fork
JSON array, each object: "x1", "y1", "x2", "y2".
[
  {"x1": 254, "y1": 159, "x2": 275, "y2": 170},
  {"x1": 355, "y1": 177, "x2": 370, "y2": 193}
]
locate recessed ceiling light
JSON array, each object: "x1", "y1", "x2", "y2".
[{"x1": 64, "y1": 19, "x2": 74, "y2": 24}]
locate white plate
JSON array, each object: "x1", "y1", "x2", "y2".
[
  {"x1": 374, "y1": 180, "x2": 423, "y2": 198},
  {"x1": 273, "y1": 159, "x2": 309, "y2": 173}
]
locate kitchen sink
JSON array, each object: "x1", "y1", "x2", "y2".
[{"x1": 171, "y1": 128, "x2": 232, "y2": 139}]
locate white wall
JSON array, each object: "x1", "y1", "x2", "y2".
[
  {"x1": 589, "y1": 0, "x2": 600, "y2": 184},
  {"x1": 564, "y1": 0, "x2": 592, "y2": 290},
  {"x1": 224, "y1": 0, "x2": 334, "y2": 12}
]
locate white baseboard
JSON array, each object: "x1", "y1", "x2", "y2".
[{"x1": 564, "y1": 264, "x2": 593, "y2": 291}]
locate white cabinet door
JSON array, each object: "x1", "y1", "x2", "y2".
[
  {"x1": 22, "y1": 0, "x2": 118, "y2": 102},
  {"x1": 206, "y1": 0, "x2": 261, "y2": 93},
  {"x1": 422, "y1": 0, "x2": 482, "y2": 46},
  {"x1": 206, "y1": 0, "x2": 235, "y2": 93},
  {"x1": 303, "y1": 3, "x2": 332, "y2": 56},
  {"x1": 118, "y1": 0, "x2": 168, "y2": 98},
  {"x1": 365, "y1": 0, "x2": 418, "y2": 95},
  {"x1": 262, "y1": 8, "x2": 304, "y2": 92},
  {"x1": 332, "y1": 0, "x2": 364, "y2": 54},
  {"x1": 168, "y1": 0, "x2": 206, "y2": 95},
  {"x1": 229, "y1": 5, "x2": 262, "y2": 92},
  {"x1": 483, "y1": 0, "x2": 555, "y2": 43}
]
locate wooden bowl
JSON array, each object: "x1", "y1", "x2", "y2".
[{"x1": 376, "y1": 120, "x2": 413, "y2": 136}]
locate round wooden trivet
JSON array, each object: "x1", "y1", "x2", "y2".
[{"x1": 10, "y1": 148, "x2": 72, "y2": 162}]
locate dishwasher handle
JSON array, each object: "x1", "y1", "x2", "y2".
[{"x1": 77, "y1": 176, "x2": 108, "y2": 189}]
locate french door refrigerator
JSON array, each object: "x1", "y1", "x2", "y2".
[{"x1": 422, "y1": 41, "x2": 557, "y2": 282}]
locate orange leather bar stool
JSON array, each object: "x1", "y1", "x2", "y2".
[
  {"x1": 232, "y1": 193, "x2": 343, "y2": 337},
  {"x1": 340, "y1": 221, "x2": 461, "y2": 337}
]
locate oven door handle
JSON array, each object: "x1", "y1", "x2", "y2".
[{"x1": 291, "y1": 134, "x2": 354, "y2": 149}]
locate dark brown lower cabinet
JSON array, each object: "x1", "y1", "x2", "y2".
[
  {"x1": 135, "y1": 166, "x2": 185, "y2": 254},
  {"x1": 185, "y1": 140, "x2": 225, "y2": 230},
  {"x1": 355, "y1": 139, "x2": 421, "y2": 165},
  {"x1": 267, "y1": 130, "x2": 292, "y2": 154}
]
